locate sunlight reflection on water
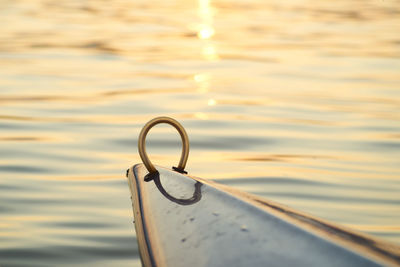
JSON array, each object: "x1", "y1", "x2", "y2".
[{"x1": 0, "y1": 0, "x2": 400, "y2": 266}]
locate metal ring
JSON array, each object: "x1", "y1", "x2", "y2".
[{"x1": 138, "y1": 117, "x2": 189, "y2": 174}]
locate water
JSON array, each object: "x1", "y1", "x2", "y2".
[{"x1": 1, "y1": 0, "x2": 399, "y2": 266}]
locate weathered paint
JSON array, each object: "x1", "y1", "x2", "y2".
[{"x1": 127, "y1": 164, "x2": 400, "y2": 267}]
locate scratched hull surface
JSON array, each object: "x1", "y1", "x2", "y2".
[{"x1": 128, "y1": 164, "x2": 400, "y2": 267}]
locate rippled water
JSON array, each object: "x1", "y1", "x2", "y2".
[{"x1": 1, "y1": 0, "x2": 400, "y2": 266}]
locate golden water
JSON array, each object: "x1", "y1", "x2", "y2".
[{"x1": 1, "y1": 0, "x2": 400, "y2": 266}]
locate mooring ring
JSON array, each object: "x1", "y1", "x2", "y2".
[{"x1": 138, "y1": 117, "x2": 189, "y2": 174}]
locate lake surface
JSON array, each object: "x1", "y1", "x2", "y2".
[{"x1": 1, "y1": 0, "x2": 399, "y2": 266}]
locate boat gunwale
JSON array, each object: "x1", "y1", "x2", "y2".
[
  {"x1": 191, "y1": 174, "x2": 400, "y2": 266},
  {"x1": 128, "y1": 165, "x2": 159, "y2": 267},
  {"x1": 128, "y1": 163, "x2": 400, "y2": 267}
]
